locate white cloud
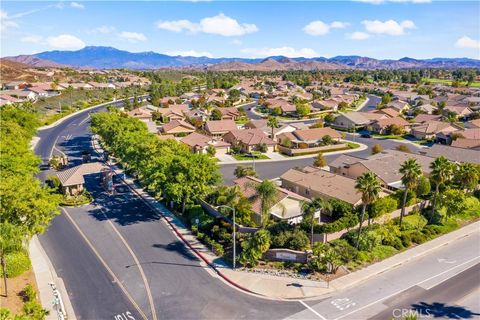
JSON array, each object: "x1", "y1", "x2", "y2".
[
  {"x1": 167, "y1": 50, "x2": 213, "y2": 58},
  {"x1": 93, "y1": 25, "x2": 115, "y2": 34},
  {"x1": 303, "y1": 20, "x2": 349, "y2": 36},
  {"x1": 362, "y1": 19, "x2": 415, "y2": 36},
  {"x1": 21, "y1": 35, "x2": 44, "y2": 44},
  {"x1": 0, "y1": 10, "x2": 19, "y2": 33},
  {"x1": 70, "y1": 2, "x2": 84, "y2": 9},
  {"x1": 156, "y1": 13, "x2": 258, "y2": 37},
  {"x1": 455, "y1": 36, "x2": 480, "y2": 50},
  {"x1": 348, "y1": 31, "x2": 371, "y2": 40},
  {"x1": 119, "y1": 31, "x2": 147, "y2": 42},
  {"x1": 354, "y1": 0, "x2": 430, "y2": 4},
  {"x1": 46, "y1": 34, "x2": 85, "y2": 49},
  {"x1": 241, "y1": 47, "x2": 318, "y2": 58}
]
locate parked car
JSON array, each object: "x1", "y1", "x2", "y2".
[{"x1": 360, "y1": 132, "x2": 372, "y2": 138}]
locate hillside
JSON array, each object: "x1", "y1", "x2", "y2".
[{"x1": 5, "y1": 55, "x2": 66, "y2": 68}]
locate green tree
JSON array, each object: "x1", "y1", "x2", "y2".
[
  {"x1": 313, "y1": 153, "x2": 326, "y2": 168},
  {"x1": 416, "y1": 176, "x2": 431, "y2": 198},
  {"x1": 372, "y1": 143, "x2": 383, "y2": 155},
  {"x1": 234, "y1": 165, "x2": 257, "y2": 178},
  {"x1": 239, "y1": 229, "x2": 271, "y2": 267},
  {"x1": 302, "y1": 198, "x2": 332, "y2": 247},
  {"x1": 0, "y1": 223, "x2": 27, "y2": 296},
  {"x1": 324, "y1": 113, "x2": 335, "y2": 123},
  {"x1": 296, "y1": 103, "x2": 311, "y2": 118},
  {"x1": 429, "y1": 156, "x2": 454, "y2": 221},
  {"x1": 399, "y1": 158, "x2": 422, "y2": 227},
  {"x1": 267, "y1": 116, "x2": 279, "y2": 139},
  {"x1": 251, "y1": 180, "x2": 279, "y2": 228},
  {"x1": 355, "y1": 172, "x2": 382, "y2": 250},
  {"x1": 210, "y1": 108, "x2": 223, "y2": 120},
  {"x1": 206, "y1": 145, "x2": 216, "y2": 157},
  {"x1": 454, "y1": 162, "x2": 479, "y2": 192},
  {"x1": 440, "y1": 189, "x2": 467, "y2": 220}
]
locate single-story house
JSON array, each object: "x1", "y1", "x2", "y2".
[
  {"x1": 0, "y1": 94, "x2": 22, "y2": 106},
  {"x1": 159, "y1": 120, "x2": 195, "y2": 136},
  {"x1": 418, "y1": 144, "x2": 480, "y2": 164},
  {"x1": 410, "y1": 120, "x2": 463, "y2": 140},
  {"x1": 181, "y1": 132, "x2": 230, "y2": 155},
  {"x1": 223, "y1": 129, "x2": 276, "y2": 153},
  {"x1": 280, "y1": 166, "x2": 362, "y2": 206},
  {"x1": 245, "y1": 119, "x2": 308, "y2": 139},
  {"x1": 451, "y1": 138, "x2": 480, "y2": 150},
  {"x1": 329, "y1": 150, "x2": 434, "y2": 190},
  {"x1": 386, "y1": 100, "x2": 410, "y2": 113},
  {"x1": 234, "y1": 176, "x2": 309, "y2": 225},
  {"x1": 312, "y1": 99, "x2": 338, "y2": 111},
  {"x1": 2, "y1": 90, "x2": 37, "y2": 101},
  {"x1": 444, "y1": 105, "x2": 474, "y2": 119},
  {"x1": 88, "y1": 82, "x2": 116, "y2": 89},
  {"x1": 3, "y1": 81, "x2": 28, "y2": 90},
  {"x1": 204, "y1": 120, "x2": 238, "y2": 137},
  {"x1": 265, "y1": 98, "x2": 296, "y2": 115},
  {"x1": 277, "y1": 127, "x2": 342, "y2": 148},
  {"x1": 126, "y1": 108, "x2": 153, "y2": 122},
  {"x1": 217, "y1": 107, "x2": 241, "y2": 120},
  {"x1": 157, "y1": 105, "x2": 190, "y2": 122},
  {"x1": 370, "y1": 117, "x2": 410, "y2": 135},
  {"x1": 374, "y1": 107, "x2": 399, "y2": 118},
  {"x1": 332, "y1": 112, "x2": 386, "y2": 130},
  {"x1": 412, "y1": 114, "x2": 442, "y2": 124},
  {"x1": 415, "y1": 104, "x2": 436, "y2": 115}
]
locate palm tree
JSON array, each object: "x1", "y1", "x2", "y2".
[
  {"x1": 302, "y1": 198, "x2": 332, "y2": 247},
  {"x1": 0, "y1": 223, "x2": 26, "y2": 297},
  {"x1": 354, "y1": 172, "x2": 382, "y2": 250},
  {"x1": 267, "y1": 116, "x2": 279, "y2": 140},
  {"x1": 399, "y1": 158, "x2": 422, "y2": 227},
  {"x1": 455, "y1": 162, "x2": 479, "y2": 193},
  {"x1": 251, "y1": 180, "x2": 280, "y2": 228},
  {"x1": 429, "y1": 156, "x2": 454, "y2": 221}
]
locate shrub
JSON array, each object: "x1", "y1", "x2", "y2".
[
  {"x1": 329, "y1": 199, "x2": 353, "y2": 219},
  {"x1": 298, "y1": 143, "x2": 309, "y2": 149},
  {"x1": 400, "y1": 233, "x2": 412, "y2": 247},
  {"x1": 23, "y1": 301, "x2": 49, "y2": 320},
  {"x1": 410, "y1": 231, "x2": 427, "y2": 244},
  {"x1": 401, "y1": 215, "x2": 427, "y2": 231},
  {"x1": 23, "y1": 284, "x2": 37, "y2": 302},
  {"x1": 356, "y1": 251, "x2": 371, "y2": 263},
  {"x1": 0, "y1": 251, "x2": 31, "y2": 278},
  {"x1": 286, "y1": 230, "x2": 310, "y2": 251},
  {"x1": 371, "y1": 245, "x2": 397, "y2": 261},
  {"x1": 316, "y1": 213, "x2": 358, "y2": 234},
  {"x1": 357, "y1": 231, "x2": 382, "y2": 251},
  {"x1": 369, "y1": 196, "x2": 398, "y2": 219}
]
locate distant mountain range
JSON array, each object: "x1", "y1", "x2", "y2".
[{"x1": 4, "y1": 46, "x2": 480, "y2": 70}]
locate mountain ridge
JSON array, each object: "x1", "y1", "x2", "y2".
[{"x1": 4, "y1": 46, "x2": 480, "y2": 70}]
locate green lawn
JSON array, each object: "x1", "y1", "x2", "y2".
[
  {"x1": 232, "y1": 153, "x2": 270, "y2": 161},
  {"x1": 372, "y1": 134, "x2": 406, "y2": 140},
  {"x1": 423, "y1": 78, "x2": 480, "y2": 87}
]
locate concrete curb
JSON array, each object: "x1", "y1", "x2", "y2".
[
  {"x1": 217, "y1": 142, "x2": 368, "y2": 165},
  {"x1": 29, "y1": 236, "x2": 76, "y2": 320},
  {"x1": 328, "y1": 220, "x2": 480, "y2": 292}
]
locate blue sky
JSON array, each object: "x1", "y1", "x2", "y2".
[{"x1": 1, "y1": 1, "x2": 479, "y2": 59}]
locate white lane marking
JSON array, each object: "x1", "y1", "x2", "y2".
[
  {"x1": 300, "y1": 301, "x2": 328, "y2": 320},
  {"x1": 334, "y1": 255, "x2": 480, "y2": 320},
  {"x1": 437, "y1": 258, "x2": 457, "y2": 264},
  {"x1": 331, "y1": 298, "x2": 356, "y2": 311},
  {"x1": 99, "y1": 208, "x2": 158, "y2": 320},
  {"x1": 62, "y1": 208, "x2": 148, "y2": 320},
  {"x1": 79, "y1": 114, "x2": 91, "y2": 126},
  {"x1": 49, "y1": 135, "x2": 61, "y2": 159}
]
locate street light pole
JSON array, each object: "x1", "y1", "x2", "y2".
[{"x1": 217, "y1": 205, "x2": 236, "y2": 269}]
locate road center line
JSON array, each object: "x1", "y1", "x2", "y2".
[
  {"x1": 299, "y1": 301, "x2": 328, "y2": 320},
  {"x1": 62, "y1": 208, "x2": 148, "y2": 320},
  {"x1": 333, "y1": 255, "x2": 480, "y2": 320},
  {"x1": 99, "y1": 208, "x2": 158, "y2": 320}
]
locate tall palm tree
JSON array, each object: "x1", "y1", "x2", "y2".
[
  {"x1": 267, "y1": 116, "x2": 279, "y2": 140},
  {"x1": 302, "y1": 198, "x2": 332, "y2": 247},
  {"x1": 0, "y1": 223, "x2": 26, "y2": 297},
  {"x1": 429, "y1": 156, "x2": 454, "y2": 221},
  {"x1": 355, "y1": 172, "x2": 382, "y2": 250},
  {"x1": 251, "y1": 180, "x2": 280, "y2": 228},
  {"x1": 455, "y1": 162, "x2": 479, "y2": 193},
  {"x1": 399, "y1": 158, "x2": 422, "y2": 227}
]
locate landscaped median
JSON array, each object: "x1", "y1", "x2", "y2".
[{"x1": 278, "y1": 141, "x2": 360, "y2": 156}]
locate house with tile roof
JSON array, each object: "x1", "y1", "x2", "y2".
[
  {"x1": 277, "y1": 127, "x2": 342, "y2": 148},
  {"x1": 370, "y1": 117, "x2": 410, "y2": 135},
  {"x1": 418, "y1": 144, "x2": 480, "y2": 164},
  {"x1": 180, "y1": 132, "x2": 231, "y2": 155},
  {"x1": 223, "y1": 129, "x2": 276, "y2": 153},
  {"x1": 204, "y1": 120, "x2": 238, "y2": 137},
  {"x1": 234, "y1": 176, "x2": 309, "y2": 225},
  {"x1": 56, "y1": 162, "x2": 106, "y2": 196}
]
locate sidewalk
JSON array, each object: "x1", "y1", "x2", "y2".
[{"x1": 29, "y1": 236, "x2": 76, "y2": 320}]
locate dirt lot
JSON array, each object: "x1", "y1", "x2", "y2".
[{"x1": 0, "y1": 268, "x2": 39, "y2": 315}]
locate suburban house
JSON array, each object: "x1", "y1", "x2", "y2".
[
  {"x1": 245, "y1": 119, "x2": 308, "y2": 139},
  {"x1": 370, "y1": 117, "x2": 410, "y2": 135},
  {"x1": 410, "y1": 120, "x2": 463, "y2": 141},
  {"x1": 280, "y1": 166, "x2": 363, "y2": 206},
  {"x1": 277, "y1": 127, "x2": 342, "y2": 148},
  {"x1": 223, "y1": 129, "x2": 276, "y2": 153},
  {"x1": 56, "y1": 162, "x2": 106, "y2": 196},
  {"x1": 412, "y1": 114, "x2": 442, "y2": 124},
  {"x1": 180, "y1": 132, "x2": 231, "y2": 155},
  {"x1": 265, "y1": 98, "x2": 296, "y2": 115},
  {"x1": 386, "y1": 100, "x2": 410, "y2": 113},
  {"x1": 329, "y1": 150, "x2": 434, "y2": 190},
  {"x1": 217, "y1": 107, "x2": 241, "y2": 120},
  {"x1": 0, "y1": 94, "x2": 22, "y2": 106},
  {"x1": 415, "y1": 104, "x2": 436, "y2": 115},
  {"x1": 126, "y1": 108, "x2": 153, "y2": 122},
  {"x1": 234, "y1": 176, "x2": 309, "y2": 225},
  {"x1": 88, "y1": 82, "x2": 116, "y2": 89},
  {"x1": 451, "y1": 138, "x2": 480, "y2": 150},
  {"x1": 61, "y1": 83, "x2": 94, "y2": 90},
  {"x1": 2, "y1": 90, "x2": 37, "y2": 101},
  {"x1": 374, "y1": 107, "x2": 400, "y2": 118},
  {"x1": 312, "y1": 99, "x2": 338, "y2": 111},
  {"x1": 3, "y1": 81, "x2": 28, "y2": 90},
  {"x1": 444, "y1": 105, "x2": 474, "y2": 119},
  {"x1": 159, "y1": 120, "x2": 195, "y2": 136},
  {"x1": 157, "y1": 105, "x2": 190, "y2": 122},
  {"x1": 204, "y1": 120, "x2": 238, "y2": 137},
  {"x1": 332, "y1": 112, "x2": 386, "y2": 130},
  {"x1": 184, "y1": 109, "x2": 209, "y2": 122},
  {"x1": 418, "y1": 144, "x2": 480, "y2": 164}
]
